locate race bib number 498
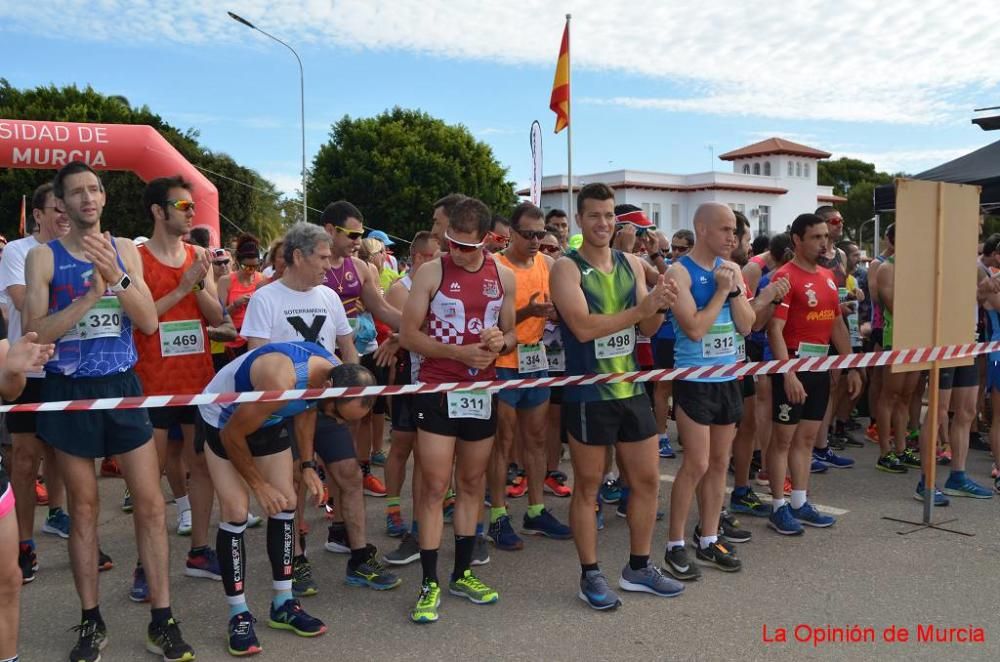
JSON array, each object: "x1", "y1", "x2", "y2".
[{"x1": 594, "y1": 328, "x2": 635, "y2": 360}]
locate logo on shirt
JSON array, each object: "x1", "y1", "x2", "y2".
[
  {"x1": 344, "y1": 271, "x2": 355, "y2": 282},
  {"x1": 699, "y1": 276, "x2": 709, "y2": 285},
  {"x1": 482, "y1": 279, "x2": 500, "y2": 298},
  {"x1": 287, "y1": 315, "x2": 327, "y2": 343},
  {"x1": 805, "y1": 310, "x2": 836, "y2": 321},
  {"x1": 467, "y1": 317, "x2": 483, "y2": 334},
  {"x1": 827, "y1": 278, "x2": 837, "y2": 291},
  {"x1": 803, "y1": 282, "x2": 818, "y2": 308},
  {"x1": 582, "y1": 267, "x2": 593, "y2": 276},
  {"x1": 449, "y1": 282, "x2": 462, "y2": 293},
  {"x1": 777, "y1": 404, "x2": 792, "y2": 423}
]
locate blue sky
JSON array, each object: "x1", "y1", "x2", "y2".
[{"x1": 3, "y1": 1, "x2": 1000, "y2": 198}]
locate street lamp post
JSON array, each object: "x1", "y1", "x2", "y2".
[{"x1": 228, "y1": 11, "x2": 307, "y2": 223}]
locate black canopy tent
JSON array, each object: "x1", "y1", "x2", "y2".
[{"x1": 873, "y1": 138, "x2": 1000, "y2": 212}]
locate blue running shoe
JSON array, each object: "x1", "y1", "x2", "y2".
[
  {"x1": 268, "y1": 599, "x2": 327, "y2": 637},
  {"x1": 129, "y1": 565, "x2": 150, "y2": 602},
  {"x1": 790, "y1": 501, "x2": 835, "y2": 527},
  {"x1": 812, "y1": 447, "x2": 855, "y2": 469},
  {"x1": 729, "y1": 488, "x2": 770, "y2": 518},
  {"x1": 942, "y1": 474, "x2": 993, "y2": 499},
  {"x1": 228, "y1": 611, "x2": 262, "y2": 656},
  {"x1": 596, "y1": 501, "x2": 605, "y2": 531},
  {"x1": 579, "y1": 570, "x2": 622, "y2": 610},
  {"x1": 599, "y1": 478, "x2": 623, "y2": 504},
  {"x1": 658, "y1": 435, "x2": 676, "y2": 458},
  {"x1": 914, "y1": 480, "x2": 950, "y2": 506},
  {"x1": 42, "y1": 508, "x2": 71, "y2": 538},
  {"x1": 522, "y1": 509, "x2": 572, "y2": 539},
  {"x1": 767, "y1": 504, "x2": 804, "y2": 536},
  {"x1": 809, "y1": 459, "x2": 829, "y2": 474},
  {"x1": 386, "y1": 510, "x2": 407, "y2": 538},
  {"x1": 488, "y1": 515, "x2": 524, "y2": 551},
  {"x1": 619, "y1": 562, "x2": 684, "y2": 597}
]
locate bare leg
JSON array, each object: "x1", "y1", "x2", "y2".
[
  {"x1": 118, "y1": 440, "x2": 170, "y2": 609},
  {"x1": 55, "y1": 451, "x2": 101, "y2": 608},
  {"x1": 0, "y1": 511, "x2": 21, "y2": 659}
]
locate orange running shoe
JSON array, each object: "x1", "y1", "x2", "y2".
[
  {"x1": 100, "y1": 457, "x2": 122, "y2": 477},
  {"x1": 363, "y1": 473, "x2": 387, "y2": 497},
  {"x1": 506, "y1": 477, "x2": 527, "y2": 499},
  {"x1": 783, "y1": 476, "x2": 793, "y2": 497},
  {"x1": 35, "y1": 479, "x2": 48, "y2": 506}
]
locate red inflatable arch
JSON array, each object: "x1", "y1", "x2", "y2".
[{"x1": 0, "y1": 118, "x2": 219, "y2": 246}]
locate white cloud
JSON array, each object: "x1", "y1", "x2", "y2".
[
  {"x1": 476, "y1": 127, "x2": 519, "y2": 136},
  {"x1": 831, "y1": 147, "x2": 981, "y2": 175},
  {"x1": 3, "y1": 0, "x2": 999, "y2": 125},
  {"x1": 262, "y1": 171, "x2": 303, "y2": 197}
]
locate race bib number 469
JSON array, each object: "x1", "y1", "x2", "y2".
[
  {"x1": 594, "y1": 328, "x2": 635, "y2": 360},
  {"x1": 160, "y1": 319, "x2": 206, "y2": 357}
]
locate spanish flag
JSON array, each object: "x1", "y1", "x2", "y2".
[
  {"x1": 549, "y1": 20, "x2": 570, "y2": 134},
  {"x1": 19, "y1": 194, "x2": 26, "y2": 237}
]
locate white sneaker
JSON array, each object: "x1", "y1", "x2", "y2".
[
  {"x1": 247, "y1": 512, "x2": 263, "y2": 528},
  {"x1": 177, "y1": 509, "x2": 192, "y2": 536}
]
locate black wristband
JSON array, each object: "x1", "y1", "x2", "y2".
[
  {"x1": 727, "y1": 288, "x2": 742, "y2": 299},
  {"x1": 300, "y1": 460, "x2": 317, "y2": 471}
]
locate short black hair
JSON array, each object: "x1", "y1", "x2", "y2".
[
  {"x1": 751, "y1": 234, "x2": 769, "y2": 256},
  {"x1": 837, "y1": 239, "x2": 858, "y2": 252},
  {"x1": 545, "y1": 208, "x2": 568, "y2": 222},
  {"x1": 491, "y1": 214, "x2": 510, "y2": 230},
  {"x1": 143, "y1": 175, "x2": 193, "y2": 224},
  {"x1": 983, "y1": 233, "x2": 1000, "y2": 256},
  {"x1": 188, "y1": 226, "x2": 211, "y2": 249},
  {"x1": 885, "y1": 223, "x2": 896, "y2": 245},
  {"x1": 814, "y1": 205, "x2": 839, "y2": 219},
  {"x1": 448, "y1": 197, "x2": 492, "y2": 236},
  {"x1": 410, "y1": 230, "x2": 435, "y2": 255},
  {"x1": 789, "y1": 213, "x2": 825, "y2": 240},
  {"x1": 321, "y1": 362, "x2": 378, "y2": 411},
  {"x1": 319, "y1": 200, "x2": 364, "y2": 228},
  {"x1": 734, "y1": 211, "x2": 750, "y2": 239},
  {"x1": 31, "y1": 182, "x2": 54, "y2": 212},
  {"x1": 672, "y1": 229, "x2": 694, "y2": 245},
  {"x1": 53, "y1": 161, "x2": 102, "y2": 199},
  {"x1": 510, "y1": 202, "x2": 544, "y2": 229},
  {"x1": 433, "y1": 194, "x2": 466, "y2": 219},
  {"x1": 577, "y1": 182, "x2": 615, "y2": 216},
  {"x1": 769, "y1": 232, "x2": 793, "y2": 263}
]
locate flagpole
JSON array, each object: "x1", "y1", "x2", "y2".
[{"x1": 565, "y1": 13, "x2": 574, "y2": 227}]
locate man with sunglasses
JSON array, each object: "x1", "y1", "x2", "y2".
[
  {"x1": 400, "y1": 196, "x2": 517, "y2": 623},
  {"x1": 550, "y1": 183, "x2": 682, "y2": 610},
  {"x1": 485, "y1": 215, "x2": 511, "y2": 254},
  {"x1": 488, "y1": 202, "x2": 570, "y2": 551},
  {"x1": 24, "y1": 161, "x2": 195, "y2": 662}
]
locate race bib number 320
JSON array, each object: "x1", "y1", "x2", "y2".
[
  {"x1": 160, "y1": 319, "x2": 206, "y2": 357},
  {"x1": 447, "y1": 390, "x2": 492, "y2": 420},
  {"x1": 75, "y1": 296, "x2": 123, "y2": 340},
  {"x1": 594, "y1": 328, "x2": 635, "y2": 360}
]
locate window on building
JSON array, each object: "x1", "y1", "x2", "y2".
[
  {"x1": 671, "y1": 203, "x2": 680, "y2": 229},
  {"x1": 788, "y1": 161, "x2": 794, "y2": 176},
  {"x1": 757, "y1": 205, "x2": 770, "y2": 236},
  {"x1": 804, "y1": 162, "x2": 810, "y2": 178},
  {"x1": 651, "y1": 203, "x2": 661, "y2": 226},
  {"x1": 753, "y1": 163, "x2": 761, "y2": 175},
  {"x1": 729, "y1": 203, "x2": 746, "y2": 214},
  {"x1": 764, "y1": 161, "x2": 771, "y2": 176},
  {"x1": 796, "y1": 162, "x2": 802, "y2": 177},
  {"x1": 743, "y1": 164, "x2": 751, "y2": 174}
]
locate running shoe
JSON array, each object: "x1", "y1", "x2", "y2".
[
  {"x1": 720, "y1": 512, "x2": 752, "y2": 543},
  {"x1": 324, "y1": 525, "x2": 350, "y2": 553},
  {"x1": 754, "y1": 469, "x2": 771, "y2": 487},
  {"x1": 122, "y1": 487, "x2": 134, "y2": 513},
  {"x1": 70, "y1": 617, "x2": 108, "y2": 662},
  {"x1": 185, "y1": 547, "x2": 222, "y2": 581},
  {"x1": 937, "y1": 447, "x2": 952, "y2": 465},
  {"x1": 292, "y1": 556, "x2": 319, "y2": 597},
  {"x1": 385, "y1": 509, "x2": 406, "y2": 538},
  {"x1": 813, "y1": 447, "x2": 856, "y2": 469},
  {"x1": 782, "y1": 476, "x2": 792, "y2": 497},
  {"x1": 810, "y1": 459, "x2": 829, "y2": 474},
  {"x1": 767, "y1": 503, "x2": 804, "y2": 536},
  {"x1": 384, "y1": 532, "x2": 420, "y2": 566},
  {"x1": 18, "y1": 543, "x2": 37, "y2": 584},
  {"x1": 442, "y1": 489, "x2": 456, "y2": 523},
  {"x1": 579, "y1": 569, "x2": 623, "y2": 610},
  {"x1": 865, "y1": 423, "x2": 879, "y2": 443},
  {"x1": 369, "y1": 450, "x2": 387, "y2": 467},
  {"x1": 42, "y1": 507, "x2": 71, "y2": 538},
  {"x1": 177, "y1": 509, "x2": 192, "y2": 536},
  {"x1": 522, "y1": 509, "x2": 572, "y2": 539},
  {"x1": 898, "y1": 447, "x2": 921, "y2": 469},
  {"x1": 472, "y1": 534, "x2": 490, "y2": 566},
  {"x1": 506, "y1": 478, "x2": 527, "y2": 499},
  {"x1": 995, "y1": 476, "x2": 1000, "y2": 494},
  {"x1": 992, "y1": 463, "x2": 1000, "y2": 479},
  {"x1": 790, "y1": 501, "x2": 836, "y2": 527},
  {"x1": 100, "y1": 457, "x2": 122, "y2": 477},
  {"x1": 942, "y1": 474, "x2": 993, "y2": 499},
  {"x1": 449, "y1": 570, "x2": 499, "y2": 604},
  {"x1": 827, "y1": 432, "x2": 848, "y2": 451},
  {"x1": 663, "y1": 546, "x2": 701, "y2": 581},
  {"x1": 130, "y1": 565, "x2": 150, "y2": 602},
  {"x1": 876, "y1": 452, "x2": 907, "y2": 474},
  {"x1": 914, "y1": 480, "x2": 950, "y2": 506},
  {"x1": 268, "y1": 598, "x2": 327, "y2": 637},
  {"x1": 247, "y1": 512, "x2": 263, "y2": 528},
  {"x1": 969, "y1": 431, "x2": 990, "y2": 451},
  {"x1": 35, "y1": 479, "x2": 48, "y2": 505},
  {"x1": 227, "y1": 611, "x2": 262, "y2": 657},
  {"x1": 619, "y1": 562, "x2": 684, "y2": 597},
  {"x1": 658, "y1": 435, "x2": 676, "y2": 458},
  {"x1": 488, "y1": 514, "x2": 524, "y2": 551},
  {"x1": 599, "y1": 477, "x2": 623, "y2": 504},
  {"x1": 346, "y1": 546, "x2": 402, "y2": 590},
  {"x1": 595, "y1": 501, "x2": 605, "y2": 531},
  {"x1": 750, "y1": 451, "x2": 763, "y2": 476},
  {"x1": 695, "y1": 541, "x2": 742, "y2": 572},
  {"x1": 410, "y1": 580, "x2": 441, "y2": 623},
  {"x1": 362, "y1": 473, "x2": 386, "y2": 497},
  {"x1": 543, "y1": 471, "x2": 572, "y2": 497},
  {"x1": 729, "y1": 488, "x2": 770, "y2": 518},
  {"x1": 98, "y1": 549, "x2": 114, "y2": 572},
  {"x1": 146, "y1": 617, "x2": 195, "y2": 662},
  {"x1": 614, "y1": 491, "x2": 665, "y2": 520}
]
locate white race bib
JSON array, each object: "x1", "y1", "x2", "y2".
[
  {"x1": 798, "y1": 342, "x2": 829, "y2": 358},
  {"x1": 160, "y1": 319, "x2": 206, "y2": 357},
  {"x1": 702, "y1": 322, "x2": 736, "y2": 358},
  {"x1": 517, "y1": 343, "x2": 548, "y2": 373},
  {"x1": 75, "y1": 296, "x2": 123, "y2": 340},
  {"x1": 447, "y1": 390, "x2": 492, "y2": 420},
  {"x1": 595, "y1": 328, "x2": 635, "y2": 360},
  {"x1": 736, "y1": 334, "x2": 746, "y2": 362},
  {"x1": 847, "y1": 311, "x2": 860, "y2": 345},
  {"x1": 546, "y1": 345, "x2": 566, "y2": 372}
]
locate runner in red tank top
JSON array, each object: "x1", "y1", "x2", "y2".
[{"x1": 400, "y1": 196, "x2": 516, "y2": 623}]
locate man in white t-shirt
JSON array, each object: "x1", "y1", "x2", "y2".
[
  {"x1": 0, "y1": 182, "x2": 72, "y2": 582},
  {"x1": 241, "y1": 222, "x2": 400, "y2": 593}
]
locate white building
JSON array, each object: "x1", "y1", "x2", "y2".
[{"x1": 526, "y1": 137, "x2": 845, "y2": 237}]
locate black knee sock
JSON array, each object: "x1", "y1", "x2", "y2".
[
  {"x1": 419, "y1": 548, "x2": 439, "y2": 584},
  {"x1": 452, "y1": 535, "x2": 474, "y2": 581},
  {"x1": 267, "y1": 510, "x2": 295, "y2": 583},
  {"x1": 150, "y1": 606, "x2": 173, "y2": 626},
  {"x1": 81, "y1": 605, "x2": 103, "y2": 625},
  {"x1": 217, "y1": 520, "x2": 248, "y2": 597}
]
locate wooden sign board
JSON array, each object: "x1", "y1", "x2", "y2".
[{"x1": 891, "y1": 179, "x2": 981, "y2": 372}]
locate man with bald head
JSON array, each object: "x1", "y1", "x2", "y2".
[{"x1": 662, "y1": 203, "x2": 755, "y2": 580}]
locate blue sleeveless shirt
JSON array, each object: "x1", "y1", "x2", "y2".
[{"x1": 671, "y1": 255, "x2": 737, "y2": 382}]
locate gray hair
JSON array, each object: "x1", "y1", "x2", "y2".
[{"x1": 283, "y1": 222, "x2": 332, "y2": 265}]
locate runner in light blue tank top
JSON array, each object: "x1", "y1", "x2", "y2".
[{"x1": 671, "y1": 255, "x2": 738, "y2": 382}]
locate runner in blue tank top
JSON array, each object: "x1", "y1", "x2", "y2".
[
  {"x1": 662, "y1": 203, "x2": 755, "y2": 581},
  {"x1": 21, "y1": 161, "x2": 194, "y2": 662}
]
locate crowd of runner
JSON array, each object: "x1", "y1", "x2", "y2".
[{"x1": 0, "y1": 160, "x2": 998, "y2": 662}]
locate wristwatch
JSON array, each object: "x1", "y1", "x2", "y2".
[
  {"x1": 109, "y1": 273, "x2": 131, "y2": 293},
  {"x1": 727, "y1": 287, "x2": 743, "y2": 299},
  {"x1": 300, "y1": 460, "x2": 317, "y2": 471}
]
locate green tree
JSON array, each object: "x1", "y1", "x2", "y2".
[
  {"x1": 0, "y1": 79, "x2": 288, "y2": 244},
  {"x1": 308, "y1": 107, "x2": 517, "y2": 246},
  {"x1": 818, "y1": 157, "x2": 900, "y2": 245}
]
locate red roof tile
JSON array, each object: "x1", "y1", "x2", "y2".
[{"x1": 718, "y1": 138, "x2": 831, "y2": 161}]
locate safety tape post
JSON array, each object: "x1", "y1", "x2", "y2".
[{"x1": 3, "y1": 341, "x2": 999, "y2": 414}]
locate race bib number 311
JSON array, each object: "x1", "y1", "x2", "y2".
[
  {"x1": 447, "y1": 390, "x2": 492, "y2": 420},
  {"x1": 594, "y1": 328, "x2": 635, "y2": 360}
]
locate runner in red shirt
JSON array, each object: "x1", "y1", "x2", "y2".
[{"x1": 766, "y1": 213, "x2": 861, "y2": 536}]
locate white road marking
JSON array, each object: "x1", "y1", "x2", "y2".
[{"x1": 659, "y1": 473, "x2": 850, "y2": 516}]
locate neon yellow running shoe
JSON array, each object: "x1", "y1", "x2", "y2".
[
  {"x1": 448, "y1": 570, "x2": 499, "y2": 604},
  {"x1": 411, "y1": 580, "x2": 441, "y2": 623}
]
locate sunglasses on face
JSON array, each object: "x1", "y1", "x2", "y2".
[
  {"x1": 164, "y1": 199, "x2": 195, "y2": 212},
  {"x1": 240, "y1": 262, "x2": 260, "y2": 271},
  {"x1": 539, "y1": 244, "x2": 561, "y2": 254},
  {"x1": 334, "y1": 226, "x2": 365, "y2": 240},
  {"x1": 445, "y1": 233, "x2": 485, "y2": 253},
  {"x1": 487, "y1": 231, "x2": 510, "y2": 246},
  {"x1": 515, "y1": 229, "x2": 547, "y2": 241}
]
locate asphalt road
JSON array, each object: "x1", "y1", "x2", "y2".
[{"x1": 16, "y1": 425, "x2": 1000, "y2": 661}]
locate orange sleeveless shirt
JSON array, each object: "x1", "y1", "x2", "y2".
[
  {"x1": 495, "y1": 252, "x2": 549, "y2": 369},
  {"x1": 133, "y1": 243, "x2": 215, "y2": 396}
]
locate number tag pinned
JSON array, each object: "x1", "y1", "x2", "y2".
[
  {"x1": 447, "y1": 390, "x2": 491, "y2": 420},
  {"x1": 546, "y1": 345, "x2": 565, "y2": 372},
  {"x1": 160, "y1": 319, "x2": 206, "y2": 357},
  {"x1": 594, "y1": 328, "x2": 635, "y2": 360},
  {"x1": 75, "y1": 296, "x2": 123, "y2": 340},
  {"x1": 702, "y1": 322, "x2": 736, "y2": 358},
  {"x1": 517, "y1": 343, "x2": 548, "y2": 373}
]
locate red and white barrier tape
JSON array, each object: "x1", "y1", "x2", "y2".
[{"x1": 2, "y1": 341, "x2": 998, "y2": 414}]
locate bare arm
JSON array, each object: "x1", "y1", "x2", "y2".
[
  {"x1": 337, "y1": 334, "x2": 359, "y2": 364},
  {"x1": 399, "y1": 260, "x2": 460, "y2": 360},
  {"x1": 768, "y1": 316, "x2": 791, "y2": 361},
  {"x1": 497, "y1": 264, "x2": 518, "y2": 353},
  {"x1": 111, "y1": 239, "x2": 158, "y2": 335},
  {"x1": 830, "y1": 316, "x2": 853, "y2": 356},
  {"x1": 549, "y1": 257, "x2": 656, "y2": 343},
  {"x1": 6, "y1": 285, "x2": 25, "y2": 313},
  {"x1": 667, "y1": 262, "x2": 729, "y2": 341},
  {"x1": 626, "y1": 253, "x2": 666, "y2": 338},
  {"x1": 877, "y1": 263, "x2": 895, "y2": 314},
  {"x1": 730, "y1": 285, "x2": 755, "y2": 337},
  {"x1": 868, "y1": 260, "x2": 883, "y2": 307},
  {"x1": 742, "y1": 261, "x2": 762, "y2": 296},
  {"x1": 23, "y1": 245, "x2": 101, "y2": 344},
  {"x1": 358, "y1": 257, "x2": 402, "y2": 329}
]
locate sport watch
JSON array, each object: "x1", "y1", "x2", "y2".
[{"x1": 109, "y1": 273, "x2": 131, "y2": 293}]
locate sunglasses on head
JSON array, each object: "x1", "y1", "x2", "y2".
[
  {"x1": 539, "y1": 244, "x2": 561, "y2": 254},
  {"x1": 164, "y1": 199, "x2": 195, "y2": 212},
  {"x1": 515, "y1": 229, "x2": 547, "y2": 241},
  {"x1": 334, "y1": 226, "x2": 365, "y2": 240},
  {"x1": 445, "y1": 233, "x2": 485, "y2": 253}
]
